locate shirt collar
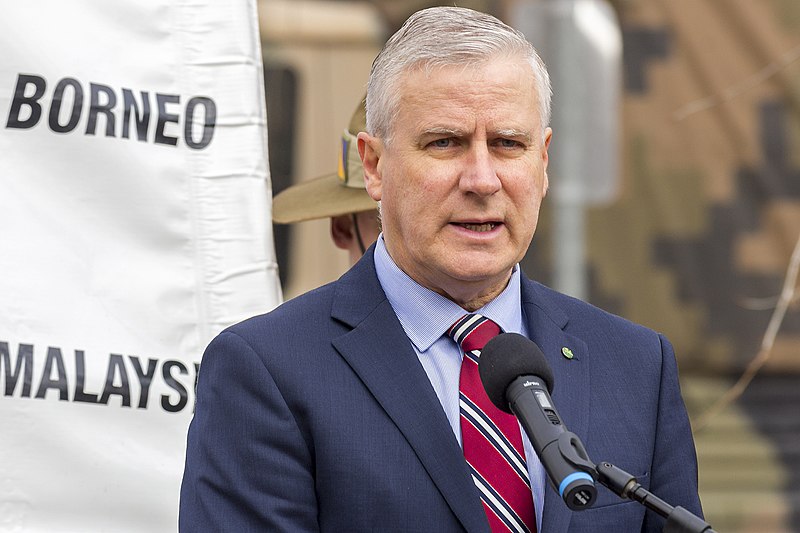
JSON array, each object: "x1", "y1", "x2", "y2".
[{"x1": 373, "y1": 235, "x2": 524, "y2": 352}]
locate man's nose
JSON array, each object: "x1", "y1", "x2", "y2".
[{"x1": 460, "y1": 143, "x2": 502, "y2": 196}]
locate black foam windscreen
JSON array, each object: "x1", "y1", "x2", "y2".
[{"x1": 479, "y1": 333, "x2": 555, "y2": 413}]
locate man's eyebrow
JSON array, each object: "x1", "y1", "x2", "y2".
[
  {"x1": 494, "y1": 129, "x2": 532, "y2": 143},
  {"x1": 419, "y1": 127, "x2": 533, "y2": 143},
  {"x1": 420, "y1": 126, "x2": 464, "y2": 137}
]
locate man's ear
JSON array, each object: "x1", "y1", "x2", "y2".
[
  {"x1": 330, "y1": 214, "x2": 355, "y2": 251},
  {"x1": 542, "y1": 127, "x2": 552, "y2": 196},
  {"x1": 357, "y1": 132, "x2": 383, "y2": 202}
]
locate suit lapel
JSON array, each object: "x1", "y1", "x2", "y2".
[
  {"x1": 521, "y1": 279, "x2": 590, "y2": 533},
  {"x1": 330, "y1": 253, "x2": 489, "y2": 533}
]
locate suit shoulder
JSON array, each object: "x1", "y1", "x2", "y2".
[
  {"x1": 223, "y1": 282, "x2": 338, "y2": 343},
  {"x1": 525, "y1": 278, "x2": 665, "y2": 347}
]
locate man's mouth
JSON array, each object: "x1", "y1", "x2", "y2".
[{"x1": 457, "y1": 222, "x2": 497, "y2": 232}]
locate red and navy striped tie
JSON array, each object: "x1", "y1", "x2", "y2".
[{"x1": 448, "y1": 314, "x2": 536, "y2": 533}]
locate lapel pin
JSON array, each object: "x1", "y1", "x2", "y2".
[{"x1": 561, "y1": 347, "x2": 574, "y2": 360}]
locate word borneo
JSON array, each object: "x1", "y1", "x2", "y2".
[{"x1": 5, "y1": 73, "x2": 216, "y2": 149}]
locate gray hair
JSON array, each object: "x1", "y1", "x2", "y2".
[{"x1": 365, "y1": 6, "x2": 552, "y2": 142}]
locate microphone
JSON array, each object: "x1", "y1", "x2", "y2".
[{"x1": 479, "y1": 333, "x2": 597, "y2": 510}]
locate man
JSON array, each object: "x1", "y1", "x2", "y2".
[
  {"x1": 180, "y1": 7, "x2": 703, "y2": 532},
  {"x1": 272, "y1": 96, "x2": 380, "y2": 266}
]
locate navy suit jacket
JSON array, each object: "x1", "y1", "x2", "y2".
[{"x1": 180, "y1": 247, "x2": 702, "y2": 532}]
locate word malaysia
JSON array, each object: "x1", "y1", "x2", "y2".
[
  {"x1": 5, "y1": 73, "x2": 216, "y2": 149},
  {"x1": 0, "y1": 340, "x2": 199, "y2": 413}
]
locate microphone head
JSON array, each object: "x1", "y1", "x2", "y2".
[{"x1": 479, "y1": 333, "x2": 555, "y2": 413}]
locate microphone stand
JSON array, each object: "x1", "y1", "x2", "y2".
[
  {"x1": 554, "y1": 436, "x2": 716, "y2": 532},
  {"x1": 592, "y1": 461, "x2": 716, "y2": 533}
]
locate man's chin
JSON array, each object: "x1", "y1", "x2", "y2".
[
  {"x1": 447, "y1": 251, "x2": 515, "y2": 278},
  {"x1": 441, "y1": 262, "x2": 514, "y2": 290}
]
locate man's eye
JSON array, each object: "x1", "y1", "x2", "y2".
[
  {"x1": 498, "y1": 138, "x2": 522, "y2": 148},
  {"x1": 430, "y1": 138, "x2": 452, "y2": 148}
]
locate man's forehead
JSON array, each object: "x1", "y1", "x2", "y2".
[{"x1": 386, "y1": 63, "x2": 542, "y2": 139}]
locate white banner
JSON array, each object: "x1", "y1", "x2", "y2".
[{"x1": 0, "y1": 1, "x2": 281, "y2": 531}]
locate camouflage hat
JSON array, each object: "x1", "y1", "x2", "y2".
[{"x1": 272, "y1": 96, "x2": 376, "y2": 224}]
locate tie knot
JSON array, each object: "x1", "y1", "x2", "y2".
[{"x1": 448, "y1": 313, "x2": 501, "y2": 354}]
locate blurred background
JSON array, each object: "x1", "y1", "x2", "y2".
[{"x1": 258, "y1": 0, "x2": 800, "y2": 531}]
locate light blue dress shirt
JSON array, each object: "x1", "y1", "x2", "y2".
[{"x1": 374, "y1": 236, "x2": 546, "y2": 531}]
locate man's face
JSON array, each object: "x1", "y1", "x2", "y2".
[{"x1": 359, "y1": 56, "x2": 551, "y2": 309}]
